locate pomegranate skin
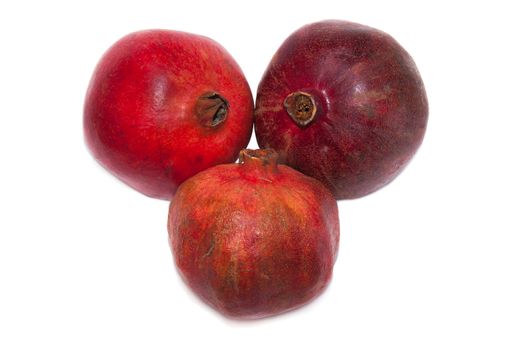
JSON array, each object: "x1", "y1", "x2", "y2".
[
  {"x1": 168, "y1": 149, "x2": 339, "y2": 319},
  {"x1": 255, "y1": 20, "x2": 428, "y2": 200},
  {"x1": 84, "y1": 30, "x2": 253, "y2": 200}
]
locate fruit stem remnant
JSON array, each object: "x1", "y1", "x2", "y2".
[
  {"x1": 284, "y1": 91, "x2": 317, "y2": 126},
  {"x1": 196, "y1": 92, "x2": 229, "y2": 127},
  {"x1": 239, "y1": 149, "x2": 278, "y2": 173}
]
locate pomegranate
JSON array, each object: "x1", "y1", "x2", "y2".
[
  {"x1": 168, "y1": 149, "x2": 339, "y2": 319},
  {"x1": 84, "y1": 30, "x2": 253, "y2": 200},
  {"x1": 255, "y1": 20, "x2": 428, "y2": 200}
]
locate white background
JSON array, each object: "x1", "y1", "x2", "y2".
[{"x1": 1, "y1": 0, "x2": 524, "y2": 349}]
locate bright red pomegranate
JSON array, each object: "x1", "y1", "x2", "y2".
[
  {"x1": 168, "y1": 149, "x2": 339, "y2": 319},
  {"x1": 255, "y1": 20, "x2": 428, "y2": 200},
  {"x1": 84, "y1": 30, "x2": 253, "y2": 200}
]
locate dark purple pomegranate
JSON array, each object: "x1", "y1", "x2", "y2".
[{"x1": 255, "y1": 20, "x2": 428, "y2": 199}]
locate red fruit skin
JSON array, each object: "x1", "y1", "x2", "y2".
[
  {"x1": 168, "y1": 149, "x2": 339, "y2": 319},
  {"x1": 84, "y1": 30, "x2": 253, "y2": 200},
  {"x1": 255, "y1": 20, "x2": 428, "y2": 199}
]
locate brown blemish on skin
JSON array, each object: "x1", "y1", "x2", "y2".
[{"x1": 203, "y1": 237, "x2": 215, "y2": 257}]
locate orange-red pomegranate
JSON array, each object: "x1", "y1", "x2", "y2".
[{"x1": 168, "y1": 149, "x2": 339, "y2": 319}]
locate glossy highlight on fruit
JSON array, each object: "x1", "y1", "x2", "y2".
[
  {"x1": 168, "y1": 149, "x2": 339, "y2": 319},
  {"x1": 84, "y1": 30, "x2": 253, "y2": 200},
  {"x1": 255, "y1": 20, "x2": 428, "y2": 199}
]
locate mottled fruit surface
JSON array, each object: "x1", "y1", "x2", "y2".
[
  {"x1": 168, "y1": 149, "x2": 339, "y2": 319},
  {"x1": 84, "y1": 30, "x2": 253, "y2": 200},
  {"x1": 255, "y1": 20, "x2": 428, "y2": 199}
]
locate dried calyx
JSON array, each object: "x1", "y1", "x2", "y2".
[
  {"x1": 239, "y1": 149, "x2": 279, "y2": 173},
  {"x1": 284, "y1": 91, "x2": 317, "y2": 126},
  {"x1": 196, "y1": 92, "x2": 229, "y2": 127}
]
